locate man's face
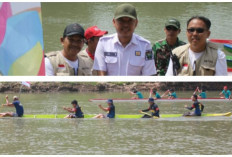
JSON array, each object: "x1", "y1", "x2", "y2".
[
  {"x1": 186, "y1": 19, "x2": 210, "y2": 49},
  {"x1": 88, "y1": 36, "x2": 102, "y2": 53},
  {"x1": 164, "y1": 26, "x2": 180, "y2": 40},
  {"x1": 113, "y1": 17, "x2": 138, "y2": 39},
  {"x1": 61, "y1": 34, "x2": 84, "y2": 57},
  {"x1": 149, "y1": 101, "x2": 153, "y2": 105},
  {"x1": 72, "y1": 103, "x2": 77, "y2": 108},
  {"x1": 191, "y1": 96, "x2": 195, "y2": 101}
]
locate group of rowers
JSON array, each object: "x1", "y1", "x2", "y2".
[
  {"x1": 131, "y1": 86, "x2": 231, "y2": 100},
  {"x1": 0, "y1": 86, "x2": 230, "y2": 118}
]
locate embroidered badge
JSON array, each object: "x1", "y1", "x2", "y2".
[
  {"x1": 182, "y1": 64, "x2": 188, "y2": 70},
  {"x1": 104, "y1": 52, "x2": 117, "y2": 57},
  {"x1": 145, "y1": 50, "x2": 153, "y2": 60},
  {"x1": 58, "y1": 64, "x2": 65, "y2": 68},
  {"x1": 135, "y1": 51, "x2": 141, "y2": 56}
]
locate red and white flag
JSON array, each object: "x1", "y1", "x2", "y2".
[{"x1": 21, "y1": 81, "x2": 31, "y2": 88}]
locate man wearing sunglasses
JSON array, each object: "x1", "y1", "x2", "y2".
[
  {"x1": 166, "y1": 16, "x2": 227, "y2": 76},
  {"x1": 93, "y1": 4, "x2": 156, "y2": 76},
  {"x1": 153, "y1": 18, "x2": 186, "y2": 76},
  {"x1": 45, "y1": 23, "x2": 90, "y2": 76}
]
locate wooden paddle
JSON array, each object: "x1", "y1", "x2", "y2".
[
  {"x1": 223, "y1": 112, "x2": 232, "y2": 117},
  {"x1": 140, "y1": 111, "x2": 159, "y2": 119},
  {"x1": 161, "y1": 90, "x2": 169, "y2": 98}
]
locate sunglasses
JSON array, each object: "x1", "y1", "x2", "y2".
[
  {"x1": 166, "y1": 26, "x2": 178, "y2": 31},
  {"x1": 187, "y1": 28, "x2": 205, "y2": 34}
]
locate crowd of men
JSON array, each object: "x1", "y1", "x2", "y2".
[{"x1": 45, "y1": 3, "x2": 228, "y2": 76}]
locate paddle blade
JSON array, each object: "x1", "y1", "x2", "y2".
[{"x1": 223, "y1": 112, "x2": 232, "y2": 117}]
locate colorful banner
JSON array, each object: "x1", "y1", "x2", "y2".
[{"x1": 0, "y1": 2, "x2": 45, "y2": 76}]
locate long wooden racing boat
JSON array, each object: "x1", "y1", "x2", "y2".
[
  {"x1": 89, "y1": 98, "x2": 231, "y2": 103},
  {"x1": 20, "y1": 112, "x2": 232, "y2": 119}
]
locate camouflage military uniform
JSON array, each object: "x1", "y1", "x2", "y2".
[{"x1": 152, "y1": 38, "x2": 186, "y2": 76}]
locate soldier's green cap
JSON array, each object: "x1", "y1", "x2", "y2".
[
  {"x1": 165, "y1": 18, "x2": 180, "y2": 29},
  {"x1": 114, "y1": 4, "x2": 137, "y2": 20}
]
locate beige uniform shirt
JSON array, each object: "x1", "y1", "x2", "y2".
[{"x1": 78, "y1": 49, "x2": 97, "y2": 75}]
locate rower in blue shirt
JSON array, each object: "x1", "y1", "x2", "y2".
[
  {"x1": 94, "y1": 99, "x2": 115, "y2": 118},
  {"x1": 149, "y1": 88, "x2": 161, "y2": 99},
  {"x1": 219, "y1": 86, "x2": 231, "y2": 99},
  {"x1": 63, "y1": 100, "x2": 84, "y2": 118},
  {"x1": 161, "y1": 89, "x2": 177, "y2": 99},
  {"x1": 0, "y1": 95, "x2": 24, "y2": 117},
  {"x1": 193, "y1": 86, "x2": 207, "y2": 98},
  {"x1": 183, "y1": 94, "x2": 204, "y2": 116},
  {"x1": 130, "y1": 89, "x2": 144, "y2": 99},
  {"x1": 168, "y1": 89, "x2": 177, "y2": 99},
  {"x1": 140, "y1": 98, "x2": 160, "y2": 118}
]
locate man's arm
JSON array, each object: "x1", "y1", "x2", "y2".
[
  {"x1": 63, "y1": 107, "x2": 75, "y2": 113},
  {"x1": 185, "y1": 105, "x2": 193, "y2": 110},
  {"x1": 215, "y1": 50, "x2": 228, "y2": 76},
  {"x1": 141, "y1": 108, "x2": 150, "y2": 112},
  {"x1": 2, "y1": 95, "x2": 14, "y2": 107},
  {"x1": 142, "y1": 43, "x2": 157, "y2": 76},
  {"x1": 45, "y1": 57, "x2": 55, "y2": 76},
  {"x1": 219, "y1": 91, "x2": 223, "y2": 96},
  {"x1": 93, "y1": 39, "x2": 107, "y2": 75},
  {"x1": 98, "y1": 104, "x2": 108, "y2": 112}
]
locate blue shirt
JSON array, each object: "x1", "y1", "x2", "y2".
[
  {"x1": 155, "y1": 93, "x2": 161, "y2": 99},
  {"x1": 13, "y1": 100, "x2": 24, "y2": 117},
  {"x1": 222, "y1": 90, "x2": 231, "y2": 99},
  {"x1": 199, "y1": 92, "x2": 207, "y2": 98},
  {"x1": 136, "y1": 91, "x2": 144, "y2": 99},
  {"x1": 107, "y1": 104, "x2": 115, "y2": 118},
  {"x1": 75, "y1": 106, "x2": 84, "y2": 118},
  {"x1": 187, "y1": 101, "x2": 202, "y2": 116},
  {"x1": 169, "y1": 92, "x2": 177, "y2": 98}
]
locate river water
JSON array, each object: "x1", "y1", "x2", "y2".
[
  {"x1": 0, "y1": 91, "x2": 232, "y2": 155},
  {"x1": 41, "y1": 2, "x2": 232, "y2": 53}
]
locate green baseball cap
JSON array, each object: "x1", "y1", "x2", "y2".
[
  {"x1": 114, "y1": 4, "x2": 137, "y2": 20},
  {"x1": 165, "y1": 18, "x2": 180, "y2": 29}
]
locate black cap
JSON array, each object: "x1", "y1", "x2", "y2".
[
  {"x1": 165, "y1": 18, "x2": 180, "y2": 29},
  {"x1": 63, "y1": 23, "x2": 85, "y2": 38}
]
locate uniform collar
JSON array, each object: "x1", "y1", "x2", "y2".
[
  {"x1": 165, "y1": 38, "x2": 180, "y2": 49},
  {"x1": 86, "y1": 48, "x2": 94, "y2": 60},
  {"x1": 113, "y1": 33, "x2": 138, "y2": 46}
]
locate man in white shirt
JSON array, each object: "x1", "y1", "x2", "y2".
[
  {"x1": 166, "y1": 16, "x2": 227, "y2": 76},
  {"x1": 45, "y1": 23, "x2": 90, "y2": 76},
  {"x1": 93, "y1": 4, "x2": 156, "y2": 76}
]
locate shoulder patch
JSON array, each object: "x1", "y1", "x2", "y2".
[
  {"x1": 145, "y1": 50, "x2": 153, "y2": 60},
  {"x1": 135, "y1": 51, "x2": 141, "y2": 56}
]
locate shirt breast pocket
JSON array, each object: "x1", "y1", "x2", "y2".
[
  {"x1": 200, "y1": 65, "x2": 215, "y2": 76},
  {"x1": 128, "y1": 56, "x2": 145, "y2": 75},
  {"x1": 105, "y1": 56, "x2": 118, "y2": 75}
]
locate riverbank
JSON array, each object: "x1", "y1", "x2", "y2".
[{"x1": 0, "y1": 82, "x2": 231, "y2": 93}]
